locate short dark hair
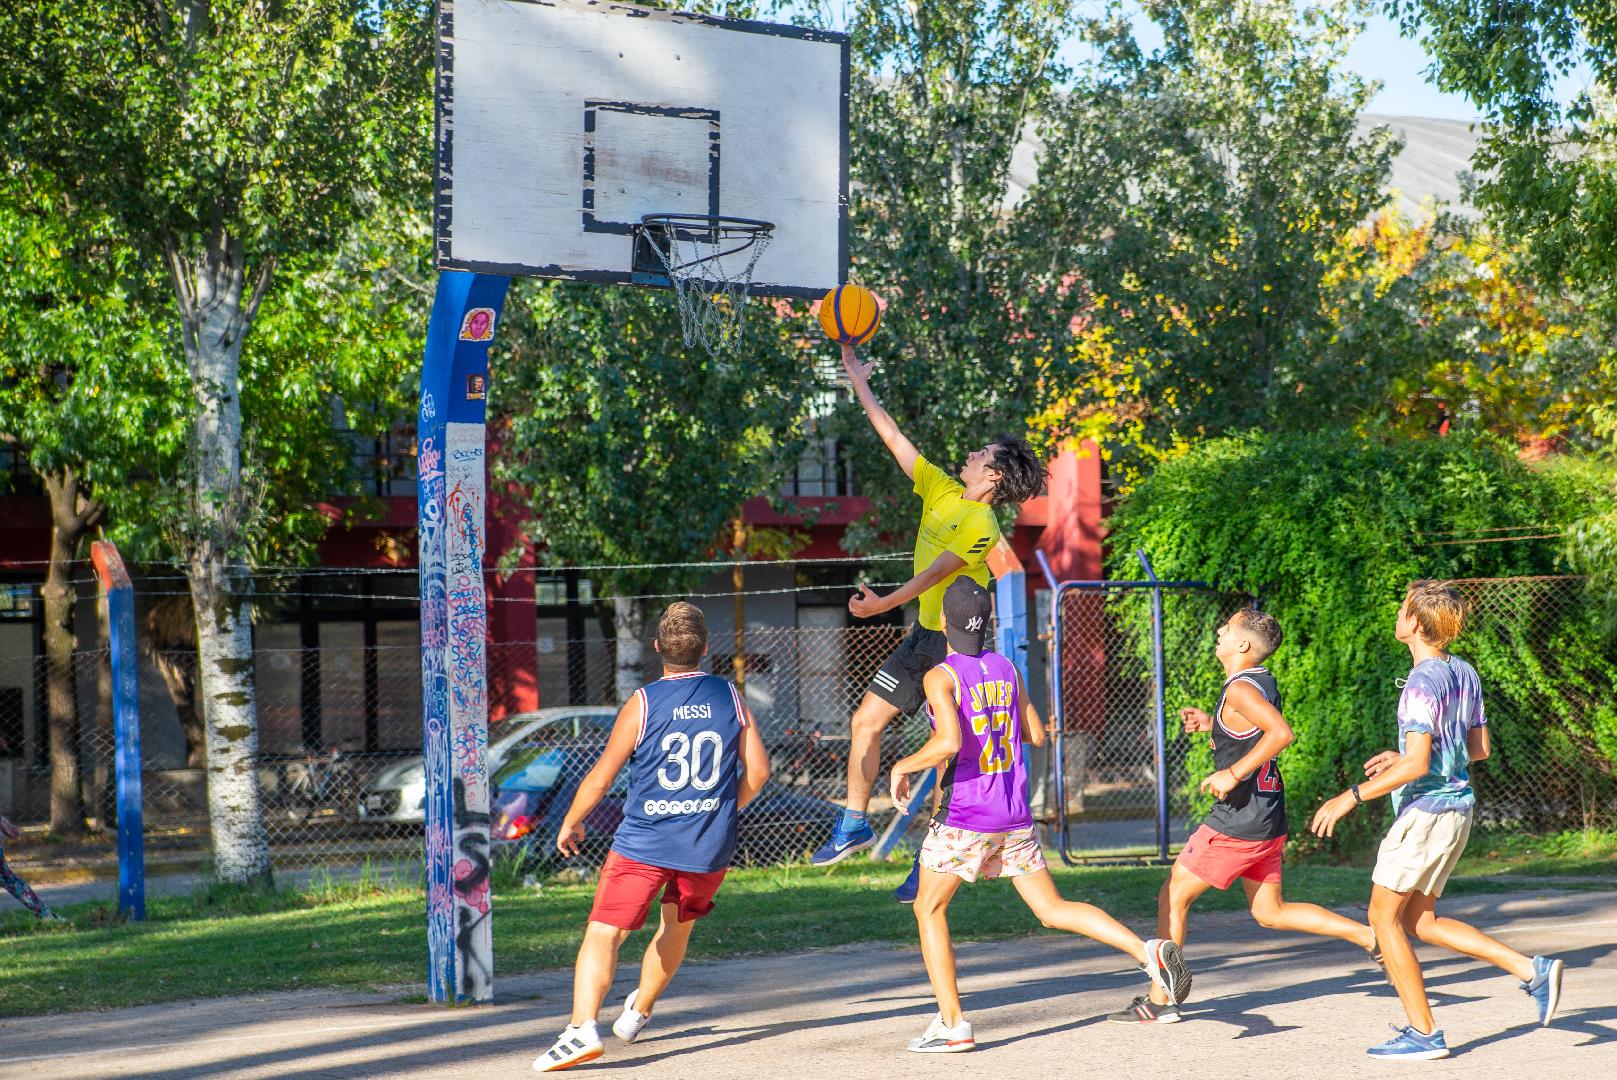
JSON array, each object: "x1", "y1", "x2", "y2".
[
  {"x1": 1237, "y1": 607, "x2": 1283, "y2": 661},
  {"x1": 657, "y1": 601, "x2": 708, "y2": 668},
  {"x1": 988, "y1": 436, "x2": 1046, "y2": 506}
]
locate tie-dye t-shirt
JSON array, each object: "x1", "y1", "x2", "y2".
[{"x1": 1392, "y1": 656, "x2": 1486, "y2": 817}]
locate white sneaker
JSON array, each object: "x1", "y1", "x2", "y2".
[
  {"x1": 906, "y1": 1013, "x2": 975, "y2": 1053},
  {"x1": 1143, "y1": 938, "x2": 1192, "y2": 1005},
  {"x1": 533, "y1": 1022, "x2": 603, "y2": 1072},
  {"x1": 612, "y1": 990, "x2": 651, "y2": 1043}
]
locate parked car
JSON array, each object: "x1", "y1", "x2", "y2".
[
  {"x1": 488, "y1": 731, "x2": 842, "y2": 871},
  {"x1": 354, "y1": 707, "x2": 618, "y2": 823}
]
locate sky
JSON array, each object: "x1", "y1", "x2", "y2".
[{"x1": 801, "y1": 2, "x2": 1590, "y2": 123}]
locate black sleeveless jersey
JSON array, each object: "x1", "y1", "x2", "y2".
[{"x1": 1200, "y1": 666, "x2": 1288, "y2": 841}]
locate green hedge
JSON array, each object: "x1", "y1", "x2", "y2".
[{"x1": 1106, "y1": 430, "x2": 1616, "y2": 851}]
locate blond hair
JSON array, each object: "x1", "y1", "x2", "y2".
[
  {"x1": 1404, "y1": 580, "x2": 1466, "y2": 649},
  {"x1": 657, "y1": 601, "x2": 708, "y2": 668}
]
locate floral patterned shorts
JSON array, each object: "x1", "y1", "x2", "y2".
[{"x1": 919, "y1": 821, "x2": 1047, "y2": 882}]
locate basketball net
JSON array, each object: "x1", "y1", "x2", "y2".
[{"x1": 641, "y1": 217, "x2": 772, "y2": 360}]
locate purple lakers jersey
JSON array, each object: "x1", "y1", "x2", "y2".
[{"x1": 928, "y1": 650, "x2": 1030, "y2": 833}]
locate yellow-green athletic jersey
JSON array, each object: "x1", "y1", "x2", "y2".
[{"x1": 912, "y1": 455, "x2": 1000, "y2": 631}]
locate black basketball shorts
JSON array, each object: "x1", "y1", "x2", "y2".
[{"x1": 866, "y1": 624, "x2": 949, "y2": 714}]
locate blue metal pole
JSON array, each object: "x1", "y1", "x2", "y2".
[
  {"x1": 1137, "y1": 549, "x2": 1169, "y2": 863},
  {"x1": 419, "y1": 270, "x2": 510, "y2": 1005},
  {"x1": 92, "y1": 542, "x2": 144, "y2": 920}
]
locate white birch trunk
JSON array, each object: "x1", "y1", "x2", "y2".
[
  {"x1": 613, "y1": 595, "x2": 647, "y2": 704},
  {"x1": 170, "y1": 232, "x2": 274, "y2": 886}
]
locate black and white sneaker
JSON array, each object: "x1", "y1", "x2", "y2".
[
  {"x1": 906, "y1": 1013, "x2": 975, "y2": 1053},
  {"x1": 533, "y1": 1023, "x2": 604, "y2": 1072},
  {"x1": 1107, "y1": 995, "x2": 1182, "y2": 1024},
  {"x1": 1142, "y1": 938, "x2": 1192, "y2": 1005}
]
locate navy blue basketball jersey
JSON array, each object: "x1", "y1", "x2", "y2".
[{"x1": 610, "y1": 671, "x2": 748, "y2": 873}]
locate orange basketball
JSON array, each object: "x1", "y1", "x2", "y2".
[{"x1": 817, "y1": 283, "x2": 883, "y2": 346}]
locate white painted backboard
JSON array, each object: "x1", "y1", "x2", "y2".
[{"x1": 437, "y1": 0, "x2": 850, "y2": 298}]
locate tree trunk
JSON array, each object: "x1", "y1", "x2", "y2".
[
  {"x1": 39, "y1": 467, "x2": 102, "y2": 838},
  {"x1": 167, "y1": 232, "x2": 274, "y2": 886},
  {"x1": 191, "y1": 564, "x2": 270, "y2": 885},
  {"x1": 613, "y1": 595, "x2": 647, "y2": 705},
  {"x1": 146, "y1": 597, "x2": 205, "y2": 768}
]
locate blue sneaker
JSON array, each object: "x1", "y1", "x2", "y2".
[
  {"x1": 1522, "y1": 955, "x2": 1563, "y2": 1026},
  {"x1": 811, "y1": 815, "x2": 876, "y2": 866},
  {"x1": 894, "y1": 854, "x2": 922, "y2": 903},
  {"x1": 1366, "y1": 1025, "x2": 1449, "y2": 1060}
]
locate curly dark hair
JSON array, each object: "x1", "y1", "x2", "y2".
[
  {"x1": 988, "y1": 436, "x2": 1047, "y2": 506},
  {"x1": 1237, "y1": 608, "x2": 1284, "y2": 661}
]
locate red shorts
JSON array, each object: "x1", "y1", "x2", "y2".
[
  {"x1": 1176, "y1": 824, "x2": 1285, "y2": 890},
  {"x1": 588, "y1": 851, "x2": 729, "y2": 931}
]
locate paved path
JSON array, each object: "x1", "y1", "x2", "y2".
[{"x1": 1, "y1": 888, "x2": 1613, "y2": 1079}]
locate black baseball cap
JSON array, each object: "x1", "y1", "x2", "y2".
[{"x1": 942, "y1": 577, "x2": 992, "y2": 656}]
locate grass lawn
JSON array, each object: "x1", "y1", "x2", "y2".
[{"x1": 4, "y1": 844, "x2": 1614, "y2": 1019}]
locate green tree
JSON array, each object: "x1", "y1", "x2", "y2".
[
  {"x1": 0, "y1": 170, "x2": 187, "y2": 836},
  {"x1": 495, "y1": 283, "x2": 819, "y2": 701},
  {"x1": 1026, "y1": 0, "x2": 1399, "y2": 470},
  {"x1": 0, "y1": 2, "x2": 432, "y2": 882},
  {"x1": 1108, "y1": 429, "x2": 1613, "y2": 850},
  {"x1": 1389, "y1": 1, "x2": 1617, "y2": 316}
]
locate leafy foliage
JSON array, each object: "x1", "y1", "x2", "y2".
[
  {"x1": 494, "y1": 283, "x2": 822, "y2": 599},
  {"x1": 1107, "y1": 429, "x2": 1613, "y2": 850}
]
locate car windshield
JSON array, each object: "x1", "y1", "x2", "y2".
[{"x1": 493, "y1": 747, "x2": 567, "y2": 792}]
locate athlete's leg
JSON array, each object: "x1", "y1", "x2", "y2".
[
  {"x1": 846, "y1": 691, "x2": 903, "y2": 812},
  {"x1": 1145, "y1": 862, "x2": 1214, "y2": 1005},
  {"x1": 1013, "y1": 868, "x2": 1149, "y2": 962},
  {"x1": 1401, "y1": 890, "x2": 1533, "y2": 981},
  {"x1": 631, "y1": 901, "x2": 698, "y2": 1015},
  {"x1": 1160, "y1": 861, "x2": 1215, "y2": 946},
  {"x1": 570, "y1": 920, "x2": 631, "y2": 1026},
  {"x1": 1244, "y1": 879, "x2": 1376, "y2": 950},
  {"x1": 1370, "y1": 884, "x2": 1437, "y2": 1035},
  {"x1": 913, "y1": 868, "x2": 966, "y2": 1026}
]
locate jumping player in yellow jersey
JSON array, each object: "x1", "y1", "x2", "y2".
[{"x1": 812, "y1": 342, "x2": 1046, "y2": 867}]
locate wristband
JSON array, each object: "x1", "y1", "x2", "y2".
[
  {"x1": 1350, "y1": 784, "x2": 1363, "y2": 805},
  {"x1": 1228, "y1": 768, "x2": 1244, "y2": 784}
]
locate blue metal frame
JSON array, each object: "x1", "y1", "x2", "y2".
[
  {"x1": 92, "y1": 542, "x2": 144, "y2": 920},
  {"x1": 1036, "y1": 549, "x2": 1205, "y2": 866},
  {"x1": 419, "y1": 270, "x2": 510, "y2": 1004}
]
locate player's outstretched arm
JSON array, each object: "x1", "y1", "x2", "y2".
[
  {"x1": 556, "y1": 694, "x2": 642, "y2": 856},
  {"x1": 1014, "y1": 666, "x2": 1046, "y2": 748},
  {"x1": 840, "y1": 342, "x2": 918, "y2": 479},
  {"x1": 848, "y1": 551, "x2": 966, "y2": 619},
  {"x1": 736, "y1": 701, "x2": 771, "y2": 810},
  {"x1": 1310, "y1": 732, "x2": 1432, "y2": 838},
  {"x1": 1201, "y1": 680, "x2": 1293, "y2": 799},
  {"x1": 888, "y1": 668, "x2": 964, "y2": 805}
]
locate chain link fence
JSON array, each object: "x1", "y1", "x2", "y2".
[
  {"x1": 1047, "y1": 575, "x2": 1617, "y2": 862},
  {"x1": 1452, "y1": 576, "x2": 1617, "y2": 831},
  {"x1": 1050, "y1": 585, "x2": 1238, "y2": 860},
  {"x1": 0, "y1": 624, "x2": 936, "y2": 878}
]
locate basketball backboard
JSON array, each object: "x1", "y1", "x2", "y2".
[{"x1": 436, "y1": 0, "x2": 849, "y2": 299}]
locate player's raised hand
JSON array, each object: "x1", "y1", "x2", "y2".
[
  {"x1": 1309, "y1": 791, "x2": 1356, "y2": 838},
  {"x1": 1180, "y1": 706, "x2": 1212, "y2": 733},
  {"x1": 890, "y1": 766, "x2": 911, "y2": 808},
  {"x1": 840, "y1": 341, "x2": 874, "y2": 384},
  {"x1": 848, "y1": 584, "x2": 885, "y2": 619},
  {"x1": 1200, "y1": 768, "x2": 1239, "y2": 800},
  {"x1": 556, "y1": 821, "x2": 586, "y2": 857},
  {"x1": 1362, "y1": 750, "x2": 1399, "y2": 778}
]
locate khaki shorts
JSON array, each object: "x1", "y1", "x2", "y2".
[
  {"x1": 920, "y1": 821, "x2": 1047, "y2": 882},
  {"x1": 1372, "y1": 807, "x2": 1472, "y2": 897}
]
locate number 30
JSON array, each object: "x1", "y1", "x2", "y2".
[{"x1": 658, "y1": 731, "x2": 723, "y2": 792}]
